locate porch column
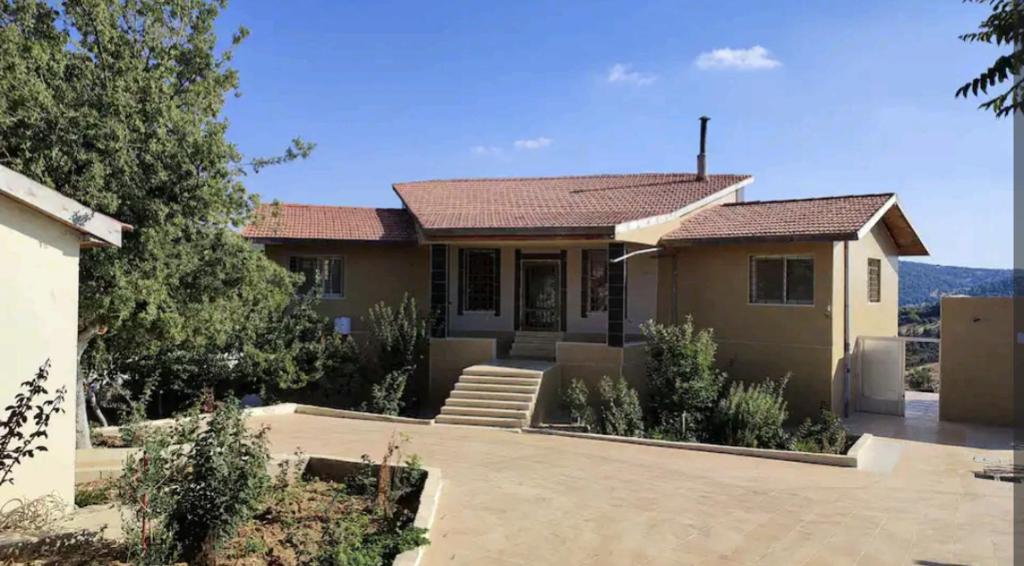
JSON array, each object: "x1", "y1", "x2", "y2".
[
  {"x1": 607, "y1": 243, "x2": 626, "y2": 347},
  {"x1": 430, "y1": 244, "x2": 448, "y2": 338}
]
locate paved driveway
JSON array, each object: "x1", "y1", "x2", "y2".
[{"x1": 249, "y1": 413, "x2": 1013, "y2": 565}]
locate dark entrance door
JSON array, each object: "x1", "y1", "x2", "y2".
[{"x1": 521, "y1": 260, "x2": 560, "y2": 331}]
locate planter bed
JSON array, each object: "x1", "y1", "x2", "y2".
[{"x1": 523, "y1": 427, "x2": 873, "y2": 468}]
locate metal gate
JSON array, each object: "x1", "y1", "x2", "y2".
[{"x1": 857, "y1": 336, "x2": 906, "y2": 416}]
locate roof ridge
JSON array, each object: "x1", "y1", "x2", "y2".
[
  {"x1": 257, "y1": 202, "x2": 407, "y2": 212},
  {"x1": 393, "y1": 172, "x2": 751, "y2": 186},
  {"x1": 722, "y1": 192, "x2": 894, "y2": 207}
]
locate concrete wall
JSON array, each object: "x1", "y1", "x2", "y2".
[
  {"x1": 940, "y1": 297, "x2": 1013, "y2": 427},
  {"x1": 264, "y1": 241, "x2": 429, "y2": 334},
  {"x1": 427, "y1": 337, "x2": 496, "y2": 414},
  {"x1": 547, "y1": 342, "x2": 646, "y2": 421},
  {"x1": 658, "y1": 241, "x2": 838, "y2": 420},
  {"x1": 0, "y1": 195, "x2": 81, "y2": 507}
]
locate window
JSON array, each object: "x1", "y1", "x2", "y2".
[
  {"x1": 582, "y1": 249, "x2": 609, "y2": 313},
  {"x1": 463, "y1": 249, "x2": 498, "y2": 312},
  {"x1": 749, "y1": 256, "x2": 814, "y2": 305},
  {"x1": 867, "y1": 258, "x2": 881, "y2": 303},
  {"x1": 290, "y1": 256, "x2": 344, "y2": 297}
]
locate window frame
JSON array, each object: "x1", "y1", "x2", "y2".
[
  {"x1": 290, "y1": 255, "x2": 345, "y2": 299},
  {"x1": 462, "y1": 248, "x2": 499, "y2": 313},
  {"x1": 748, "y1": 254, "x2": 815, "y2": 307},
  {"x1": 867, "y1": 257, "x2": 881, "y2": 304},
  {"x1": 583, "y1": 249, "x2": 609, "y2": 314}
]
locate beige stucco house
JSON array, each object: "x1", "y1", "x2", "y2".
[
  {"x1": 0, "y1": 165, "x2": 127, "y2": 507},
  {"x1": 244, "y1": 143, "x2": 926, "y2": 427}
]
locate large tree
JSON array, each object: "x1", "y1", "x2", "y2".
[
  {"x1": 957, "y1": 0, "x2": 1023, "y2": 117},
  {"x1": 0, "y1": 0, "x2": 319, "y2": 446}
]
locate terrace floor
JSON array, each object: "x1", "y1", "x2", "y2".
[{"x1": 248, "y1": 412, "x2": 1015, "y2": 565}]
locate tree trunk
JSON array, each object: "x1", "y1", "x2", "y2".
[
  {"x1": 76, "y1": 325, "x2": 101, "y2": 449},
  {"x1": 87, "y1": 387, "x2": 108, "y2": 427}
]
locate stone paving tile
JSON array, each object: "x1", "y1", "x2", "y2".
[{"x1": 248, "y1": 412, "x2": 1013, "y2": 566}]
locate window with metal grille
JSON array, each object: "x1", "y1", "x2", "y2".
[
  {"x1": 290, "y1": 256, "x2": 344, "y2": 297},
  {"x1": 463, "y1": 249, "x2": 497, "y2": 311},
  {"x1": 750, "y1": 256, "x2": 814, "y2": 305},
  {"x1": 582, "y1": 249, "x2": 609, "y2": 313},
  {"x1": 868, "y1": 258, "x2": 881, "y2": 303}
]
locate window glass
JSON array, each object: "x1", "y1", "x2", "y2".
[
  {"x1": 464, "y1": 249, "x2": 496, "y2": 311},
  {"x1": 324, "y1": 258, "x2": 344, "y2": 296},
  {"x1": 588, "y1": 250, "x2": 609, "y2": 312},
  {"x1": 868, "y1": 258, "x2": 881, "y2": 303},
  {"x1": 291, "y1": 257, "x2": 343, "y2": 297},
  {"x1": 750, "y1": 257, "x2": 784, "y2": 303},
  {"x1": 785, "y1": 258, "x2": 814, "y2": 305}
]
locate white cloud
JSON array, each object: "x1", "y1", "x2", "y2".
[
  {"x1": 470, "y1": 145, "x2": 502, "y2": 156},
  {"x1": 513, "y1": 137, "x2": 553, "y2": 150},
  {"x1": 694, "y1": 45, "x2": 781, "y2": 71},
  {"x1": 606, "y1": 63, "x2": 657, "y2": 86}
]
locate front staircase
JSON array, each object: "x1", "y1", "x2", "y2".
[
  {"x1": 434, "y1": 359, "x2": 552, "y2": 428},
  {"x1": 509, "y1": 331, "x2": 562, "y2": 360}
]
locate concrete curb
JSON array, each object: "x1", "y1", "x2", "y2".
[{"x1": 523, "y1": 428, "x2": 872, "y2": 468}]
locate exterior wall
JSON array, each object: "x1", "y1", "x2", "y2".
[
  {"x1": 427, "y1": 337, "x2": 496, "y2": 414},
  {"x1": 940, "y1": 297, "x2": 1012, "y2": 427},
  {"x1": 444, "y1": 243, "x2": 657, "y2": 340},
  {"x1": 659, "y1": 241, "x2": 838, "y2": 421},
  {"x1": 0, "y1": 195, "x2": 81, "y2": 507},
  {"x1": 846, "y1": 224, "x2": 900, "y2": 414},
  {"x1": 548, "y1": 342, "x2": 646, "y2": 420},
  {"x1": 264, "y1": 241, "x2": 429, "y2": 334}
]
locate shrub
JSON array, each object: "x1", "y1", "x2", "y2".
[
  {"x1": 367, "y1": 369, "x2": 410, "y2": 416},
  {"x1": 713, "y1": 377, "x2": 789, "y2": 449},
  {"x1": 905, "y1": 366, "x2": 935, "y2": 392},
  {"x1": 171, "y1": 401, "x2": 271, "y2": 564},
  {"x1": 595, "y1": 376, "x2": 644, "y2": 438},
  {"x1": 361, "y1": 294, "x2": 431, "y2": 415},
  {"x1": 563, "y1": 378, "x2": 594, "y2": 429},
  {"x1": 641, "y1": 319, "x2": 725, "y2": 441},
  {"x1": 0, "y1": 361, "x2": 66, "y2": 487},
  {"x1": 790, "y1": 409, "x2": 848, "y2": 454}
]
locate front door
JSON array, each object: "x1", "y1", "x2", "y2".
[{"x1": 521, "y1": 260, "x2": 560, "y2": 331}]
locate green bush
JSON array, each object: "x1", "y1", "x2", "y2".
[
  {"x1": 360, "y1": 294, "x2": 430, "y2": 415},
  {"x1": 171, "y1": 402, "x2": 271, "y2": 564},
  {"x1": 713, "y1": 377, "x2": 789, "y2": 449},
  {"x1": 905, "y1": 366, "x2": 935, "y2": 392},
  {"x1": 596, "y1": 376, "x2": 644, "y2": 438},
  {"x1": 790, "y1": 409, "x2": 848, "y2": 454},
  {"x1": 641, "y1": 318, "x2": 725, "y2": 441},
  {"x1": 563, "y1": 378, "x2": 594, "y2": 429}
]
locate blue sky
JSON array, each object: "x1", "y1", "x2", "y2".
[{"x1": 218, "y1": 1, "x2": 1011, "y2": 268}]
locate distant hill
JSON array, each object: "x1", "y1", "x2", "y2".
[{"x1": 899, "y1": 261, "x2": 1012, "y2": 307}]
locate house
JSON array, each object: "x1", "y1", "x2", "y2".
[
  {"x1": 243, "y1": 126, "x2": 927, "y2": 426},
  {"x1": 0, "y1": 165, "x2": 128, "y2": 507}
]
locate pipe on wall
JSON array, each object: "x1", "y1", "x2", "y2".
[{"x1": 843, "y1": 241, "x2": 851, "y2": 418}]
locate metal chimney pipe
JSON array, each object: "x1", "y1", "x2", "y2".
[{"x1": 696, "y1": 116, "x2": 710, "y2": 181}]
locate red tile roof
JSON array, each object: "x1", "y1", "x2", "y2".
[
  {"x1": 393, "y1": 173, "x2": 751, "y2": 232},
  {"x1": 241, "y1": 204, "x2": 417, "y2": 242},
  {"x1": 663, "y1": 193, "x2": 896, "y2": 243}
]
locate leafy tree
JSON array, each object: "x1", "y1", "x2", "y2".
[
  {"x1": 0, "y1": 0, "x2": 314, "y2": 446},
  {"x1": 956, "y1": 0, "x2": 1023, "y2": 117},
  {"x1": 641, "y1": 318, "x2": 726, "y2": 441},
  {"x1": 0, "y1": 361, "x2": 67, "y2": 486}
]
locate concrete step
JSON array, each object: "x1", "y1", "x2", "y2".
[
  {"x1": 460, "y1": 374, "x2": 541, "y2": 387},
  {"x1": 441, "y1": 405, "x2": 530, "y2": 420},
  {"x1": 509, "y1": 344, "x2": 556, "y2": 359},
  {"x1": 513, "y1": 335, "x2": 560, "y2": 344},
  {"x1": 454, "y1": 382, "x2": 539, "y2": 394},
  {"x1": 449, "y1": 390, "x2": 535, "y2": 403},
  {"x1": 434, "y1": 414, "x2": 524, "y2": 428},
  {"x1": 515, "y1": 331, "x2": 563, "y2": 340},
  {"x1": 445, "y1": 397, "x2": 532, "y2": 411},
  {"x1": 463, "y1": 364, "x2": 546, "y2": 378}
]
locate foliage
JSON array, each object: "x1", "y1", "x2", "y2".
[
  {"x1": 899, "y1": 261, "x2": 1011, "y2": 307},
  {"x1": 0, "y1": 361, "x2": 67, "y2": 487},
  {"x1": 956, "y1": 0, "x2": 1023, "y2": 117},
  {"x1": 595, "y1": 376, "x2": 644, "y2": 438},
  {"x1": 641, "y1": 319, "x2": 726, "y2": 441},
  {"x1": 75, "y1": 478, "x2": 119, "y2": 508},
  {"x1": 0, "y1": 0, "x2": 314, "y2": 445},
  {"x1": 170, "y1": 402, "x2": 271, "y2": 564},
  {"x1": 563, "y1": 378, "x2": 595, "y2": 430},
  {"x1": 713, "y1": 378, "x2": 789, "y2": 450},
  {"x1": 790, "y1": 409, "x2": 849, "y2": 454},
  {"x1": 358, "y1": 294, "x2": 431, "y2": 415},
  {"x1": 905, "y1": 366, "x2": 937, "y2": 392}
]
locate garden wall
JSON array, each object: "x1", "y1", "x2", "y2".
[{"x1": 940, "y1": 296, "x2": 1013, "y2": 427}]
